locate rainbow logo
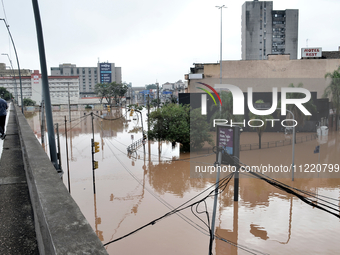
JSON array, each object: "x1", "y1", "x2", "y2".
[{"x1": 196, "y1": 82, "x2": 222, "y2": 106}]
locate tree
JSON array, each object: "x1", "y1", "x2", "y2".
[
  {"x1": 111, "y1": 82, "x2": 128, "y2": 105},
  {"x1": 0, "y1": 87, "x2": 13, "y2": 101},
  {"x1": 209, "y1": 91, "x2": 243, "y2": 128},
  {"x1": 164, "y1": 95, "x2": 177, "y2": 105},
  {"x1": 23, "y1": 98, "x2": 36, "y2": 106},
  {"x1": 190, "y1": 108, "x2": 214, "y2": 150},
  {"x1": 94, "y1": 83, "x2": 109, "y2": 104},
  {"x1": 94, "y1": 82, "x2": 128, "y2": 105},
  {"x1": 249, "y1": 99, "x2": 273, "y2": 149},
  {"x1": 324, "y1": 67, "x2": 340, "y2": 130},
  {"x1": 147, "y1": 104, "x2": 213, "y2": 151},
  {"x1": 281, "y1": 83, "x2": 316, "y2": 129},
  {"x1": 145, "y1": 84, "x2": 157, "y2": 90}
]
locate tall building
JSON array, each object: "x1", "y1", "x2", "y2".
[
  {"x1": 51, "y1": 62, "x2": 122, "y2": 97},
  {"x1": 241, "y1": 0, "x2": 298, "y2": 60}
]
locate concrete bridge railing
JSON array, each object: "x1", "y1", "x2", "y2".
[{"x1": 15, "y1": 105, "x2": 108, "y2": 255}]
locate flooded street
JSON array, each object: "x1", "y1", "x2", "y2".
[{"x1": 25, "y1": 108, "x2": 340, "y2": 255}]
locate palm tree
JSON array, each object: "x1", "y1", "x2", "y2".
[
  {"x1": 248, "y1": 100, "x2": 273, "y2": 149},
  {"x1": 324, "y1": 67, "x2": 340, "y2": 130}
]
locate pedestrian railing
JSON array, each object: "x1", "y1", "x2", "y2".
[
  {"x1": 127, "y1": 138, "x2": 145, "y2": 153},
  {"x1": 240, "y1": 133, "x2": 317, "y2": 151}
]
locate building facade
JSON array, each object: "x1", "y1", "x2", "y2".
[
  {"x1": 241, "y1": 0, "x2": 298, "y2": 60},
  {"x1": 186, "y1": 52, "x2": 340, "y2": 99},
  {"x1": 0, "y1": 70, "x2": 79, "y2": 105},
  {"x1": 51, "y1": 62, "x2": 122, "y2": 97},
  {"x1": 0, "y1": 63, "x2": 32, "y2": 77}
]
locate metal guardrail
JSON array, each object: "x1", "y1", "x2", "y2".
[
  {"x1": 127, "y1": 138, "x2": 145, "y2": 153},
  {"x1": 194, "y1": 133, "x2": 318, "y2": 154},
  {"x1": 240, "y1": 133, "x2": 317, "y2": 151}
]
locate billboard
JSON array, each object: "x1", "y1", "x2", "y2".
[
  {"x1": 100, "y1": 63, "x2": 112, "y2": 83},
  {"x1": 301, "y1": 47, "x2": 322, "y2": 58}
]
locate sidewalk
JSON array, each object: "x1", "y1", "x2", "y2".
[{"x1": 0, "y1": 104, "x2": 39, "y2": 254}]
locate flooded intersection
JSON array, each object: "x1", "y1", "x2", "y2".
[{"x1": 25, "y1": 108, "x2": 340, "y2": 254}]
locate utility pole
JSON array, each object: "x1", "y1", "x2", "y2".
[
  {"x1": 215, "y1": 5, "x2": 227, "y2": 115},
  {"x1": 147, "y1": 94, "x2": 150, "y2": 135},
  {"x1": 32, "y1": 0, "x2": 60, "y2": 172},
  {"x1": 40, "y1": 100, "x2": 45, "y2": 146},
  {"x1": 65, "y1": 116, "x2": 71, "y2": 193},
  {"x1": 91, "y1": 112, "x2": 99, "y2": 194},
  {"x1": 156, "y1": 82, "x2": 159, "y2": 109},
  {"x1": 68, "y1": 82, "x2": 71, "y2": 122},
  {"x1": 0, "y1": 19, "x2": 24, "y2": 113}
]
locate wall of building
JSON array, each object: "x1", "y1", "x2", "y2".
[
  {"x1": 188, "y1": 55, "x2": 340, "y2": 98},
  {"x1": 285, "y1": 9, "x2": 299, "y2": 59},
  {"x1": 241, "y1": 1, "x2": 298, "y2": 60},
  {"x1": 51, "y1": 63, "x2": 122, "y2": 98},
  {"x1": 0, "y1": 72, "x2": 79, "y2": 106}
]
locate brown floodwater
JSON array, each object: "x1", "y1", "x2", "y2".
[{"x1": 24, "y1": 108, "x2": 340, "y2": 255}]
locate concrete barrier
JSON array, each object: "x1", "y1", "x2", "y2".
[{"x1": 15, "y1": 106, "x2": 108, "y2": 255}]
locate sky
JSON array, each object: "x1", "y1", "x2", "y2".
[{"x1": 0, "y1": 0, "x2": 339, "y2": 87}]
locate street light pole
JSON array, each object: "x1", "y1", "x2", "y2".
[
  {"x1": 1, "y1": 53, "x2": 18, "y2": 103},
  {"x1": 215, "y1": 5, "x2": 227, "y2": 114},
  {"x1": 32, "y1": 0, "x2": 60, "y2": 172},
  {"x1": 0, "y1": 18, "x2": 24, "y2": 112}
]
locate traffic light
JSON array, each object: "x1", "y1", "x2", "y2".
[
  {"x1": 94, "y1": 142, "x2": 100, "y2": 153},
  {"x1": 107, "y1": 105, "x2": 110, "y2": 112},
  {"x1": 129, "y1": 109, "x2": 134, "y2": 116},
  {"x1": 93, "y1": 161, "x2": 99, "y2": 169},
  {"x1": 143, "y1": 133, "x2": 147, "y2": 140}
]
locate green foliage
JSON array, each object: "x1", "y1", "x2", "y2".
[
  {"x1": 23, "y1": 98, "x2": 36, "y2": 106},
  {"x1": 164, "y1": 95, "x2": 178, "y2": 105},
  {"x1": 209, "y1": 91, "x2": 243, "y2": 127},
  {"x1": 190, "y1": 108, "x2": 214, "y2": 151},
  {"x1": 145, "y1": 84, "x2": 157, "y2": 90},
  {"x1": 324, "y1": 67, "x2": 340, "y2": 130},
  {"x1": 95, "y1": 82, "x2": 128, "y2": 105},
  {"x1": 249, "y1": 99, "x2": 273, "y2": 149},
  {"x1": 151, "y1": 98, "x2": 160, "y2": 108},
  {"x1": 127, "y1": 103, "x2": 144, "y2": 111},
  {"x1": 147, "y1": 104, "x2": 213, "y2": 151},
  {"x1": 85, "y1": 104, "x2": 92, "y2": 109},
  {"x1": 0, "y1": 87, "x2": 13, "y2": 101}
]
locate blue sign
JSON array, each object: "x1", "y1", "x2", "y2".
[{"x1": 100, "y1": 63, "x2": 112, "y2": 84}]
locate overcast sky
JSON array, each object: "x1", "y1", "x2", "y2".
[{"x1": 0, "y1": 0, "x2": 339, "y2": 87}]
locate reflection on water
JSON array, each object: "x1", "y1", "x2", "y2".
[{"x1": 25, "y1": 108, "x2": 340, "y2": 255}]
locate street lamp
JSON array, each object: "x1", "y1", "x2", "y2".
[
  {"x1": 0, "y1": 18, "x2": 24, "y2": 112},
  {"x1": 215, "y1": 5, "x2": 227, "y2": 113},
  {"x1": 2, "y1": 53, "x2": 18, "y2": 103}
]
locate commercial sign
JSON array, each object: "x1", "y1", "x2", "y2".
[
  {"x1": 100, "y1": 63, "x2": 112, "y2": 83},
  {"x1": 301, "y1": 47, "x2": 322, "y2": 58},
  {"x1": 31, "y1": 72, "x2": 41, "y2": 84}
]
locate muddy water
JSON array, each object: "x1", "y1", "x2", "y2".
[{"x1": 25, "y1": 108, "x2": 340, "y2": 255}]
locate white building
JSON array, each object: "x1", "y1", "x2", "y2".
[
  {"x1": 0, "y1": 70, "x2": 79, "y2": 105},
  {"x1": 51, "y1": 62, "x2": 122, "y2": 97}
]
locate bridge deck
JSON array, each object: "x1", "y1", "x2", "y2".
[{"x1": 0, "y1": 104, "x2": 39, "y2": 254}]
